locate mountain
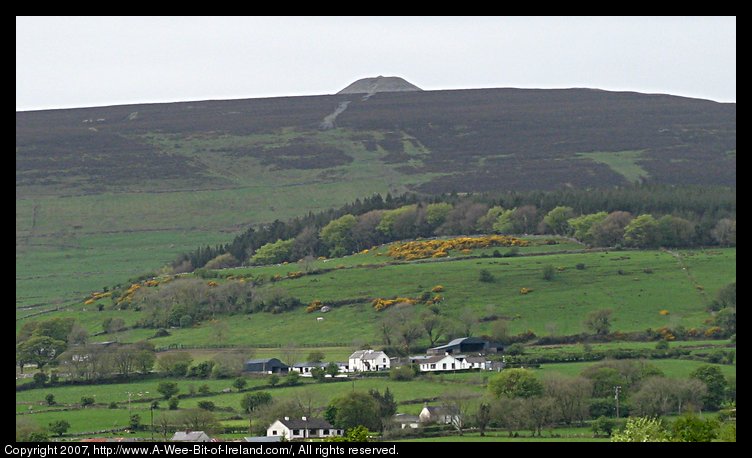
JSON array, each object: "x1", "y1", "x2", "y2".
[
  {"x1": 16, "y1": 86, "x2": 736, "y2": 197},
  {"x1": 337, "y1": 76, "x2": 422, "y2": 95}
]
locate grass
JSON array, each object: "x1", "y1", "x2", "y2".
[
  {"x1": 59, "y1": 247, "x2": 735, "y2": 349},
  {"x1": 536, "y1": 359, "x2": 735, "y2": 379},
  {"x1": 577, "y1": 150, "x2": 649, "y2": 183}
]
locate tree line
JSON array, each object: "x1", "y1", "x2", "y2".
[{"x1": 175, "y1": 184, "x2": 735, "y2": 270}]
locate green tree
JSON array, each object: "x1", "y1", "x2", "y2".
[
  {"x1": 671, "y1": 413, "x2": 718, "y2": 442},
  {"x1": 611, "y1": 416, "x2": 669, "y2": 442},
  {"x1": 48, "y1": 420, "x2": 71, "y2": 437},
  {"x1": 129, "y1": 414, "x2": 141, "y2": 431},
  {"x1": 488, "y1": 368, "x2": 543, "y2": 399},
  {"x1": 157, "y1": 381, "x2": 180, "y2": 400},
  {"x1": 590, "y1": 211, "x2": 633, "y2": 247},
  {"x1": 319, "y1": 214, "x2": 358, "y2": 257},
  {"x1": 369, "y1": 388, "x2": 397, "y2": 431},
  {"x1": 541, "y1": 206, "x2": 575, "y2": 235},
  {"x1": 624, "y1": 214, "x2": 659, "y2": 248},
  {"x1": 157, "y1": 352, "x2": 193, "y2": 377},
  {"x1": 328, "y1": 391, "x2": 381, "y2": 431},
  {"x1": 568, "y1": 212, "x2": 608, "y2": 245},
  {"x1": 44, "y1": 394, "x2": 55, "y2": 406},
  {"x1": 584, "y1": 309, "x2": 613, "y2": 336},
  {"x1": 307, "y1": 350, "x2": 325, "y2": 363},
  {"x1": 327, "y1": 425, "x2": 371, "y2": 442},
  {"x1": 325, "y1": 362, "x2": 340, "y2": 377},
  {"x1": 284, "y1": 371, "x2": 300, "y2": 386},
  {"x1": 81, "y1": 396, "x2": 95, "y2": 407},
  {"x1": 241, "y1": 391, "x2": 273, "y2": 434},
  {"x1": 656, "y1": 215, "x2": 695, "y2": 247},
  {"x1": 251, "y1": 238, "x2": 295, "y2": 265},
  {"x1": 426, "y1": 202, "x2": 454, "y2": 227},
  {"x1": 690, "y1": 365, "x2": 728, "y2": 410},
  {"x1": 16, "y1": 336, "x2": 66, "y2": 369},
  {"x1": 233, "y1": 377, "x2": 248, "y2": 391},
  {"x1": 268, "y1": 374, "x2": 280, "y2": 387},
  {"x1": 33, "y1": 372, "x2": 48, "y2": 387}
]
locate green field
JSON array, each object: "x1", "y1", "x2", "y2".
[{"x1": 57, "y1": 246, "x2": 735, "y2": 349}]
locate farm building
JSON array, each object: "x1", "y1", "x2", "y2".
[
  {"x1": 267, "y1": 417, "x2": 343, "y2": 439},
  {"x1": 171, "y1": 431, "x2": 211, "y2": 442},
  {"x1": 427, "y1": 337, "x2": 503, "y2": 355},
  {"x1": 348, "y1": 349, "x2": 390, "y2": 372},
  {"x1": 243, "y1": 358, "x2": 289, "y2": 374}
]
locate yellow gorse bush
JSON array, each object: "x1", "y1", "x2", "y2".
[
  {"x1": 386, "y1": 235, "x2": 528, "y2": 261},
  {"x1": 306, "y1": 300, "x2": 324, "y2": 313}
]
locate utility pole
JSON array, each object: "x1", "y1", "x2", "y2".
[{"x1": 614, "y1": 385, "x2": 622, "y2": 419}]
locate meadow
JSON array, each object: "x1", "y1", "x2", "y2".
[{"x1": 64, "y1": 246, "x2": 735, "y2": 349}]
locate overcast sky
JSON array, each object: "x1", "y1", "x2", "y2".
[{"x1": 16, "y1": 16, "x2": 736, "y2": 111}]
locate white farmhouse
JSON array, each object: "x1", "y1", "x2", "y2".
[
  {"x1": 266, "y1": 417, "x2": 342, "y2": 440},
  {"x1": 418, "y1": 354, "x2": 463, "y2": 372},
  {"x1": 348, "y1": 349, "x2": 390, "y2": 372}
]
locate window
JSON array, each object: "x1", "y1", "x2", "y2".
[
  {"x1": 442, "y1": 363, "x2": 447, "y2": 369},
  {"x1": 272, "y1": 431, "x2": 277, "y2": 435},
  {"x1": 323, "y1": 429, "x2": 329, "y2": 435},
  {"x1": 293, "y1": 429, "x2": 300, "y2": 435},
  {"x1": 430, "y1": 364, "x2": 436, "y2": 369}
]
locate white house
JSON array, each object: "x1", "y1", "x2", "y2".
[
  {"x1": 348, "y1": 350, "x2": 390, "y2": 372},
  {"x1": 266, "y1": 417, "x2": 343, "y2": 440},
  {"x1": 455, "y1": 355, "x2": 491, "y2": 370},
  {"x1": 392, "y1": 413, "x2": 421, "y2": 430},
  {"x1": 419, "y1": 405, "x2": 460, "y2": 425},
  {"x1": 418, "y1": 354, "x2": 463, "y2": 372}
]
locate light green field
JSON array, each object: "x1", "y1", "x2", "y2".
[
  {"x1": 42, "y1": 247, "x2": 734, "y2": 349},
  {"x1": 536, "y1": 359, "x2": 735, "y2": 379},
  {"x1": 16, "y1": 128, "x2": 445, "y2": 314},
  {"x1": 577, "y1": 150, "x2": 649, "y2": 183}
]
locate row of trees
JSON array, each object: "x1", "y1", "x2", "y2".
[
  {"x1": 132, "y1": 279, "x2": 301, "y2": 328},
  {"x1": 176, "y1": 185, "x2": 736, "y2": 270}
]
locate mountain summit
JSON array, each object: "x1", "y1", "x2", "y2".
[{"x1": 337, "y1": 76, "x2": 422, "y2": 95}]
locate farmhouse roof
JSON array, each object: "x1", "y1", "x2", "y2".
[
  {"x1": 277, "y1": 418, "x2": 335, "y2": 430},
  {"x1": 350, "y1": 350, "x2": 386, "y2": 360}
]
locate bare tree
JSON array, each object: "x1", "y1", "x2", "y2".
[
  {"x1": 281, "y1": 343, "x2": 300, "y2": 367},
  {"x1": 441, "y1": 389, "x2": 478, "y2": 436},
  {"x1": 421, "y1": 313, "x2": 447, "y2": 347},
  {"x1": 543, "y1": 374, "x2": 592, "y2": 426}
]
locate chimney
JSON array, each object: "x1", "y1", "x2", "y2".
[
  {"x1": 302, "y1": 416, "x2": 307, "y2": 421},
  {"x1": 284, "y1": 416, "x2": 289, "y2": 421}
]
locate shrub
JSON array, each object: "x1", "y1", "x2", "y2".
[
  {"x1": 479, "y1": 269, "x2": 495, "y2": 283},
  {"x1": 576, "y1": 263, "x2": 586, "y2": 270},
  {"x1": 542, "y1": 265, "x2": 556, "y2": 281},
  {"x1": 168, "y1": 397, "x2": 179, "y2": 410},
  {"x1": 389, "y1": 365, "x2": 415, "y2": 381},
  {"x1": 197, "y1": 401, "x2": 216, "y2": 411},
  {"x1": 81, "y1": 396, "x2": 95, "y2": 407}
]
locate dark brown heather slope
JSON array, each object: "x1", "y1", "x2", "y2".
[{"x1": 16, "y1": 87, "x2": 735, "y2": 195}]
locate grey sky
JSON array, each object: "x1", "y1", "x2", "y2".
[{"x1": 16, "y1": 16, "x2": 736, "y2": 111}]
